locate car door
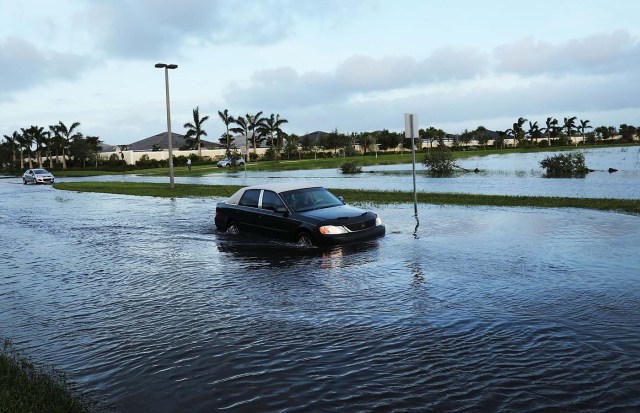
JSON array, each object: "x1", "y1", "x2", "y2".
[
  {"x1": 234, "y1": 189, "x2": 261, "y2": 231},
  {"x1": 256, "y1": 190, "x2": 300, "y2": 240}
]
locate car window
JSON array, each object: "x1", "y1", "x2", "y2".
[
  {"x1": 239, "y1": 189, "x2": 260, "y2": 208},
  {"x1": 261, "y1": 191, "x2": 286, "y2": 212},
  {"x1": 282, "y1": 188, "x2": 344, "y2": 212}
]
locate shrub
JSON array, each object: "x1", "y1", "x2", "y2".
[
  {"x1": 339, "y1": 161, "x2": 362, "y2": 174},
  {"x1": 540, "y1": 152, "x2": 589, "y2": 177},
  {"x1": 262, "y1": 147, "x2": 278, "y2": 161},
  {"x1": 422, "y1": 145, "x2": 458, "y2": 175}
]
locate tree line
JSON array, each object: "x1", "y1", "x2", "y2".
[
  {"x1": 1, "y1": 111, "x2": 637, "y2": 171},
  {"x1": 1, "y1": 122, "x2": 102, "y2": 171}
]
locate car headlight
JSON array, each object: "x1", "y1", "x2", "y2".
[
  {"x1": 319, "y1": 225, "x2": 348, "y2": 235},
  {"x1": 375, "y1": 216, "x2": 383, "y2": 226}
]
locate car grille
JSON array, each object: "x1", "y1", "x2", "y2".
[{"x1": 345, "y1": 219, "x2": 376, "y2": 232}]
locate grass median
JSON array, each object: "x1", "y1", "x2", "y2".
[
  {"x1": 53, "y1": 182, "x2": 640, "y2": 216},
  {"x1": 1, "y1": 339, "x2": 98, "y2": 413}
]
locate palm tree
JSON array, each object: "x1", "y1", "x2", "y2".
[
  {"x1": 527, "y1": 121, "x2": 541, "y2": 145},
  {"x1": 49, "y1": 124, "x2": 62, "y2": 168},
  {"x1": 56, "y1": 121, "x2": 81, "y2": 169},
  {"x1": 2, "y1": 131, "x2": 19, "y2": 168},
  {"x1": 218, "y1": 109, "x2": 235, "y2": 157},
  {"x1": 85, "y1": 136, "x2": 102, "y2": 167},
  {"x1": 273, "y1": 114, "x2": 288, "y2": 154},
  {"x1": 578, "y1": 119, "x2": 592, "y2": 145},
  {"x1": 183, "y1": 106, "x2": 209, "y2": 158},
  {"x1": 19, "y1": 127, "x2": 35, "y2": 169},
  {"x1": 563, "y1": 116, "x2": 577, "y2": 146},
  {"x1": 44, "y1": 129, "x2": 55, "y2": 168},
  {"x1": 541, "y1": 117, "x2": 558, "y2": 146},
  {"x1": 259, "y1": 113, "x2": 289, "y2": 159},
  {"x1": 504, "y1": 117, "x2": 527, "y2": 147},
  {"x1": 246, "y1": 111, "x2": 266, "y2": 160},
  {"x1": 230, "y1": 116, "x2": 250, "y2": 162},
  {"x1": 29, "y1": 126, "x2": 47, "y2": 168}
]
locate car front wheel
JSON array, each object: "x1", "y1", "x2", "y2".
[{"x1": 296, "y1": 231, "x2": 314, "y2": 246}]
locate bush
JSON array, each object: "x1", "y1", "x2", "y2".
[
  {"x1": 540, "y1": 152, "x2": 589, "y2": 177},
  {"x1": 339, "y1": 161, "x2": 362, "y2": 174},
  {"x1": 422, "y1": 145, "x2": 458, "y2": 175},
  {"x1": 262, "y1": 147, "x2": 278, "y2": 161}
]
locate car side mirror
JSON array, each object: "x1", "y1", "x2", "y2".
[
  {"x1": 338, "y1": 196, "x2": 344, "y2": 204},
  {"x1": 275, "y1": 206, "x2": 289, "y2": 215}
]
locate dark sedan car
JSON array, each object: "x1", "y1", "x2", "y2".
[{"x1": 215, "y1": 184, "x2": 385, "y2": 246}]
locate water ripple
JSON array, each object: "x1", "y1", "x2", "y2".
[{"x1": 1, "y1": 181, "x2": 639, "y2": 412}]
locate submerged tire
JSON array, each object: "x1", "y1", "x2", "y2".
[
  {"x1": 296, "y1": 231, "x2": 314, "y2": 246},
  {"x1": 226, "y1": 222, "x2": 239, "y2": 234}
]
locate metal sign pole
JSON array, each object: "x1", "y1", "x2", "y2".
[{"x1": 404, "y1": 113, "x2": 419, "y2": 217}]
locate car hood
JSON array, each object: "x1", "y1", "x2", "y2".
[{"x1": 299, "y1": 205, "x2": 371, "y2": 221}]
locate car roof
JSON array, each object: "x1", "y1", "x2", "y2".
[{"x1": 224, "y1": 183, "x2": 323, "y2": 204}]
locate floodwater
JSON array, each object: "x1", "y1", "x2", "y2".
[
  {"x1": 1, "y1": 175, "x2": 639, "y2": 412},
  {"x1": 63, "y1": 146, "x2": 640, "y2": 199}
]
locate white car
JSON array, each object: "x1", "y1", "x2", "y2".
[
  {"x1": 23, "y1": 168, "x2": 55, "y2": 184},
  {"x1": 217, "y1": 157, "x2": 245, "y2": 167}
]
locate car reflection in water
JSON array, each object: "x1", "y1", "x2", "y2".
[
  {"x1": 215, "y1": 184, "x2": 385, "y2": 246},
  {"x1": 215, "y1": 233, "x2": 381, "y2": 269}
]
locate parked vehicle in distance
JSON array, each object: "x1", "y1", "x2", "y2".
[
  {"x1": 22, "y1": 169, "x2": 55, "y2": 185},
  {"x1": 216, "y1": 157, "x2": 245, "y2": 168},
  {"x1": 215, "y1": 184, "x2": 385, "y2": 246}
]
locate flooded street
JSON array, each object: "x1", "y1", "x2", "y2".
[{"x1": 1, "y1": 175, "x2": 639, "y2": 412}]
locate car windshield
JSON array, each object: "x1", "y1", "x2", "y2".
[
  {"x1": 33, "y1": 169, "x2": 49, "y2": 174},
  {"x1": 281, "y1": 187, "x2": 343, "y2": 212}
]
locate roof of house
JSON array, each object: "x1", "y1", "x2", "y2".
[{"x1": 125, "y1": 132, "x2": 221, "y2": 151}]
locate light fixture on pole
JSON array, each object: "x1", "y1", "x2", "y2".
[{"x1": 155, "y1": 63, "x2": 178, "y2": 189}]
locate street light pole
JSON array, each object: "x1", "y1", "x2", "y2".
[{"x1": 155, "y1": 63, "x2": 178, "y2": 189}]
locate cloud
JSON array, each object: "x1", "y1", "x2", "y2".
[
  {"x1": 224, "y1": 48, "x2": 489, "y2": 108},
  {"x1": 76, "y1": 0, "x2": 369, "y2": 58},
  {"x1": 223, "y1": 30, "x2": 640, "y2": 126},
  {"x1": 280, "y1": 70, "x2": 640, "y2": 135},
  {"x1": 0, "y1": 37, "x2": 92, "y2": 100},
  {"x1": 494, "y1": 30, "x2": 640, "y2": 76}
]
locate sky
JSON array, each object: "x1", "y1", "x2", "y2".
[{"x1": 1, "y1": 0, "x2": 640, "y2": 145}]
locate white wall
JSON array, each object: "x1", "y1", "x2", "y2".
[{"x1": 99, "y1": 148, "x2": 270, "y2": 165}]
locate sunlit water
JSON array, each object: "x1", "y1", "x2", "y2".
[
  {"x1": 1, "y1": 178, "x2": 639, "y2": 412},
  {"x1": 61, "y1": 147, "x2": 640, "y2": 199}
]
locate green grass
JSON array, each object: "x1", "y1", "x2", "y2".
[
  {"x1": 53, "y1": 182, "x2": 640, "y2": 216},
  {"x1": 1, "y1": 339, "x2": 97, "y2": 413}
]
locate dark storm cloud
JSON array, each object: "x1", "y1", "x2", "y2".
[{"x1": 0, "y1": 37, "x2": 91, "y2": 100}]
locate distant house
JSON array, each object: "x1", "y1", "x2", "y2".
[
  {"x1": 228, "y1": 133, "x2": 271, "y2": 150},
  {"x1": 126, "y1": 132, "x2": 221, "y2": 151},
  {"x1": 299, "y1": 131, "x2": 330, "y2": 145}
]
